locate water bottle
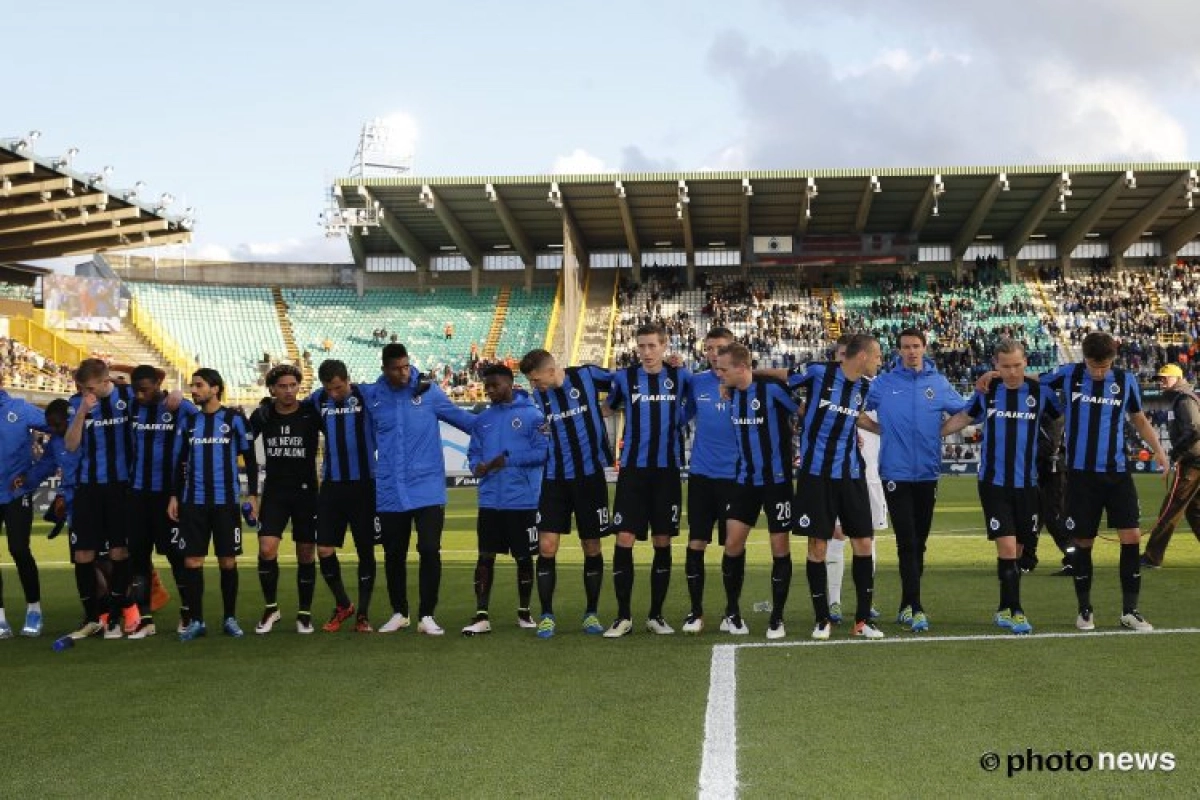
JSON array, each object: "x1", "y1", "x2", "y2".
[
  {"x1": 752, "y1": 600, "x2": 773, "y2": 613},
  {"x1": 241, "y1": 501, "x2": 261, "y2": 531},
  {"x1": 52, "y1": 635, "x2": 74, "y2": 652}
]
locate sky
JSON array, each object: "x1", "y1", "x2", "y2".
[{"x1": 8, "y1": 0, "x2": 1200, "y2": 266}]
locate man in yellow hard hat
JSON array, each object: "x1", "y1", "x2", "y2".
[{"x1": 1142, "y1": 363, "x2": 1200, "y2": 567}]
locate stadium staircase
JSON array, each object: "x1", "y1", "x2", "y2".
[
  {"x1": 813, "y1": 287, "x2": 842, "y2": 340},
  {"x1": 63, "y1": 327, "x2": 170, "y2": 373},
  {"x1": 270, "y1": 287, "x2": 305, "y2": 383},
  {"x1": 574, "y1": 269, "x2": 618, "y2": 366},
  {"x1": 481, "y1": 286, "x2": 512, "y2": 359},
  {"x1": 1026, "y1": 274, "x2": 1077, "y2": 363}
]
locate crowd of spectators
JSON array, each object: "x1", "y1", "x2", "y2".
[{"x1": 0, "y1": 337, "x2": 75, "y2": 393}]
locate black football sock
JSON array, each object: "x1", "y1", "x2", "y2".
[
  {"x1": 648, "y1": 546, "x2": 672, "y2": 619},
  {"x1": 583, "y1": 554, "x2": 604, "y2": 615},
  {"x1": 613, "y1": 545, "x2": 634, "y2": 620},
  {"x1": 185, "y1": 566, "x2": 204, "y2": 624},
  {"x1": 473, "y1": 556, "x2": 496, "y2": 612},
  {"x1": 356, "y1": 545, "x2": 376, "y2": 618},
  {"x1": 74, "y1": 562, "x2": 98, "y2": 622},
  {"x1": 999, "y1": 558, "x2": 1020, "y2": 614},
  {"x1": 385, "y1": 550, "x2": 407, "y2": 615},
  {"x1": 257, "y1": 557, "x2": 279, "y2": 607},
  {"x1": 852, "y1": 554, "x2": 874, "y2": 623},
  {"x1": 1120, "y1": 542, "x2": 1141, "y2": 614},
  {"x1": 806, "y1": 558, "x2": 829, "y2": 624},
  {"x1": 167, "y1": 551, "x2": 189, "y2": 617},
  {"x1": 1072, "y1": 547, "x2": 1094, "y2": 613},
  {"x1": 220, "y1": 566, "x2": 238, "y2": 620},
  {"x1": 417, "y1": 549, "x2": 441, "y2": 618},
  {"x1": 12, "y1": 549, "x2": 39, "y2": 604},
  {"x1": 319, "y1": 555, "x2": 351, "y2": 608},
  {"x1": 770, "y1": 555, "x2": 792, "y2": 624},
  {"x1": 685, "y1": 547, "x2": 706, "y2": 617},
  {"x1": 536, "y1": 555, "x2": 557, "y2": 616},
  {"x1": 516, "y1": 556, "x2": 534, "y2": 612},
  {"x1": 108, "y1": 557, "x2": 131, "y2": 616},
  {"x1": 297, "y1": 561, "x2": 316, "y2": 613},
  {"x1": 722, "y1": 552, "x2": 746, "y2": 618}
]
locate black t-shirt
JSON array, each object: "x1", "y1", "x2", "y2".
[{"x1": 250, "y1": 401, "x2": 321, "y2": 491}]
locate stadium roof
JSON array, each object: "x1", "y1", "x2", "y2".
[
  {"x1": 335, "y1": 162, "x2": 1200, "y2": 269},
  {"x1": 0, "y1": 137, "x2": 192, "y2": 263}
]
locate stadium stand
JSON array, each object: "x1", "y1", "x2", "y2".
[
  {"x1": 491, "y1": 286, "x2": 555, "y2": 366},
  {"x1": 0, "y1": 336, "x2": 75, "y2": 393},
  {"x1": 126, "y1": 282, "x2": 286, "y2": 397}
]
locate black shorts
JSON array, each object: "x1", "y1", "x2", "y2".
[
  {"x1": 71, "y1": 483, "x2": 130, "y2": 551},
  {"x1": 538, "y1": 472, "x2": 611, "y2": 539},
  {"x1": 180, "y1": 503, "x2": 244, "y2": 558},
  {"x1": 726, "y1": 481, "x2": 794, "y2": 534},
  {"x1": 1063, "y1": 471, "x2": 1140, "y2": 538},
  {"x1": 129, "y1": 490, "x2": 179, "y2": 556},
  {"x1": 317, "y1": 480, "x2": 380, "y2": 549},
  {"x1": 478, "y1": 508, "x2": 539, "y2": 557},
  {"x1": 977, "y1": 482, "x2": 1039, "y2": 541},
  {"x1": 258, "y1": 485, "x2": 318, "y2": 543},
  {"x1": 379, "y1": 506, "x2": 445, "y2": 554},
  {"x1": 687, "y1": 474, "x2": 736, "y2": 543},
  {"x1": 612, "y1": 467, "x2": 682, "y2": 539},
  {"x1": 1, "y1": 494, "x2": 34, "y2": 551},
  {"x1": 793, "y1": 474, "x2": 873, "y2": 540}
]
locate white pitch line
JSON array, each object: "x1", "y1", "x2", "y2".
[
  {"x1": 698, "y1": 644, "x2": 739, "y2": 800},
  {"x1": 697, "y1": 627, "x2": 1200, "y2": 798}
]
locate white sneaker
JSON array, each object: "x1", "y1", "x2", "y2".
[
  {"x1": 645, "y1": 616, "x2": 675, "y2": 635},
  {"x1": 766, "y1": 619, "x2": 787, "y2": 640},
  {"x1": 127, "y1": 620, "x2": 157, "y2": 640},
  {"x1": 417, "y1": 616, "x2": 444, "y2": 636},
  {"x1": 811, "y1": 621, "x2": 831, "y2": 640},
  {"x1": 1119, "y1": 610, "x2": 1153, "y2": 632},
  {"x1": 255, "y1": 607, "x2": 281, "y2": 635},
  {"x1": 378, "y1": 612, "x2": 411, "y2": 633},
  {"x1": 602, "y1": 618, "x2": 633, "y2": 638},
  {"x1": 103, "y1": 621, "x2": 124, "y2": 640},
  {"x1": 681, "y1": 613, "x2": 704, "y2": 635},
  {"x1": 721, "y1": 614, "x2": 750, "y2": 635},
  {"x1": 461, "y1": 614, "x2": 492, "y2": 636},
  {"x1": 854, "y1": 620, "x2": 885, "y2": 640},
  {"x1": 1075, "y1": 609, "x2": 1095, "y2": 631},
  {"x1": 296, "y1": 614, "x2": 315, "y2": 635},
  {"x1": 516, "y1": 609, "x2": 536, "y2": 629}
]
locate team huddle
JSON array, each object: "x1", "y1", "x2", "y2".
[{"x1": 0, "y1": 323, "x2": 1177, "y2": 643}]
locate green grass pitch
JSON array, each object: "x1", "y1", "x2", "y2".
[{"x1": 0, "y1": 475, "x2": 1197, "y2": 797}]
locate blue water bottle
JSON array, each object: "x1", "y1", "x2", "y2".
[
  {"x1": 241, "y1": 501, "x2": 261, "y2": 531},
  {"x1": 52, "y1": 635, "x2": 74, "y2": 652}
]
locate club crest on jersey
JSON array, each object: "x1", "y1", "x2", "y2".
[
  {"x1": 5, "y1": 412, "x2": 16, "y2": 423},
  {"x1": 115, "y1": 399, "x2": 127, "y2": 410},
  {"x1": 412, "y1": 395, "x2": 423, "y2": 406},
  {"x1": 161, "y1": 412, "x2": 173, "y2": 422},
  {"x1": 797, "y1": 514, "x2": 811, "y2": 528},
  {"x1": 751, "y1": 398, "x2": 761, "y2": 410},
  {"x1": 220, "y1": 424, "x2": 231, "y2": 434},
  {"x1": 511, "y1": 418, "x2": 522, "y2": 429},
  {"x1": 663, "y1": 378, "x2": 674, "y2": 390},
  {"x1": 1109, "y1": 383, "x2": 1120, "y2": 395},
  {"x1": 886, "y1": 481, "x2": 897, "y2": 492},
  {"x1": 569, "y1": 388, "x2": 581, "y2": 399},
  {"x1": 924, "y1": 387, "x2": 935, "y2": 400},
  {"x1": 348, "y1": 396, "x2": 358, "y2": 407},
  {"x1": 1026, "y1": 395, "x2": 1037, "y2": 408}
]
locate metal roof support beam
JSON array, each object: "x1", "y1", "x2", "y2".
[
  {"x1": 908, "y1": 175, "x2": 940, "y2": 236},
  {"x1": 362, "y1": 188, "x2": 430, "y2": 272},
  {"x1": 0, "y1": 176, "x2": 72, "y2": 197},
  {"x1": 678, "y1": 181, "x2": 695, "y2": 289},
  {"x1": 614, "y1": 180, "x2": 641, "y2": 280},
  {"x1": 1004, "y1": 178, "x2": 1061, "y2": 258},
  {"x1": 0, "y1": 204, "x2": 140, "y2": 235},
  {"x1": 0, "y1": 232, "x2": 192, "y2": 263},
  {"x1": 560, "y1": 205, "x2": 589, "y2": 270},
  {"x1": 0, "y1": 162, "x2": 35, "y2": 178},
  {"x1": 796, "y1": 178, "x2": 814, "y2": 236},
  {"x1": 1057, "y1": 174, "x2": 1127, "y2": 259},
  {"x1": 485, "y1": 183, "x2": 535, "y2": 268},
  {"x1": 347, "y1": 230, "x2": 366, "y2": 269},
  {"x1": 1161, "y1": 207, "x2": 1200, "y2": 257},
  {"x1": 0, "y1": 192, "x2": 108, "y2": 218},
  {"x1": 0, "y1": 219, "x2": 169, "y2": 252},
  {"x1": 421, "y1": 185, "x2": 482, "y2": 267},
  {"x1": 1109, "y1": 172, "x2": 1191, "y2": 259},
  {"x1": 951, "y1": 175, "x2": 1004, "y2": 260},
  {"x1": 854, "y1": 176, "x2": 879, "y2": 234}
]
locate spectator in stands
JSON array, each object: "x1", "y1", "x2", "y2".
[{"x1": 444, "y1": 322, "x2": 454, "y2": 340}]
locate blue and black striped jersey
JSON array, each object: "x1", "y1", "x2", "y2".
[
  {"x1": 1041, "y1": 364, "x2": 1141, "y2": 474},
  {"x1": 790, "y1": 362, "x2": 872, "y2": 480},
  {"x1": 609, "y1": 365, "x2": 691, "y2": 469},
  {"x1": 532, "y1": 365, "x2": 612, "y2": 480},
  {"x1": 729, "y1": 377, "x2": 798, "y2": 486}
]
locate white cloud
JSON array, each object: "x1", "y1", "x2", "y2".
[{"x1": 551, "y1": 148, "x2": 614, "y2": 174}]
